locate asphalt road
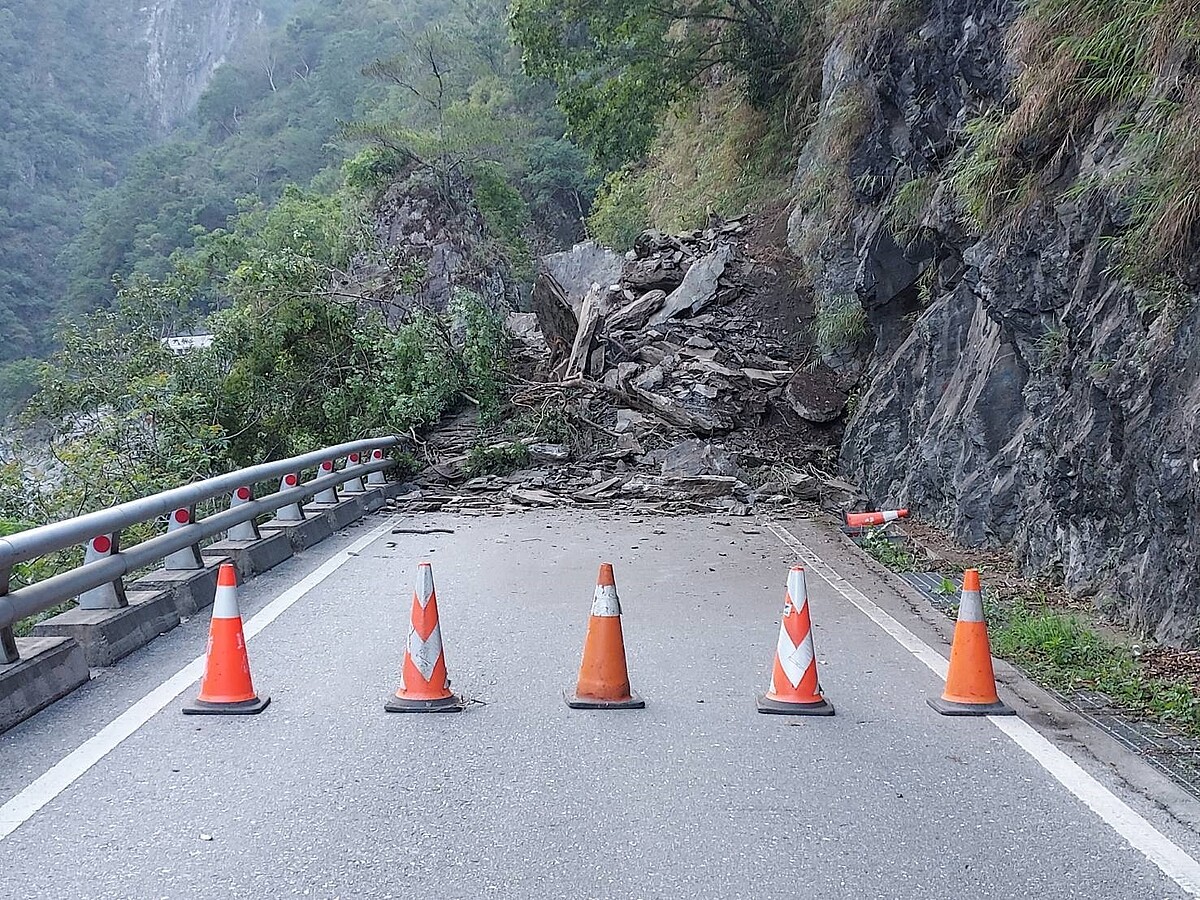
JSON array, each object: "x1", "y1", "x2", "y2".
[{"x1": 0, "y1": 509, "x2": 1197, "y2": 899}]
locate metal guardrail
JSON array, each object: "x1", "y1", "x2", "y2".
[{"x1": 0, "y1": 436, "x2": 402, "y2": 663}]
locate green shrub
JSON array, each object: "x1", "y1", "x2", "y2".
[
  {"x1": 343, "y1": 146, "x2": 410, "y2": 198},
  {"x1": 465, "y1": 441, "x2": 529, "y2": 477},
  {"x1": 588, "y1": 166, "x2": 651, "y2": 250},
  {"x1": 859, "y1": 529, "x2": 917, "y2": 571},
  {"x1": 472, "y1": 162, "x2": 533, "y2": 281}
]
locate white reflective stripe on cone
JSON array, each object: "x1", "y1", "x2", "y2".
[
  {"x1": 406, "y1": 623, "x2": 444, "y2": 680},
  {"x1": 415, "y1": 564, "x2": 435, "y2": 609},
  {"x1": 776, "y1": 624, "x2": 815, "y2": 688},
  {"x1": 212, "y1": 584, "x2": 241, "y2": 620},
  {"x1": 787, "y1": 568, "x2": 807, "y2": 606},
  {"x1": 957, "y1": 589, "x2": 984, "y2": 623},
  {"x1": 591, "y1": 584, "x2": 621, "y2": 617}
]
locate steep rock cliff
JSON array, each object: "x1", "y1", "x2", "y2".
[
  {"x1": 138, "y1": 0, "x2": 263, "y2": 132},
  {"x1": 791, "y1": 0, "x2": 1200, "y2": 643}
]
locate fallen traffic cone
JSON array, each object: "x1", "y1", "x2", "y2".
[
  {"x1": 928, "y1": 569, "x2": 1014, "y2": 716},
  {"x1": 183, "y1": 564, "x2": 269, "y2": 715},
  {"x1": 757, "y1": 567, "x2": 834, "y2": 716},
  {"x1": 385, "y1": 562, "x2": 464, "y2": 713},
  {"x1": 565, "y1": 563, "x2": 644, "y2": 709},
  {"x1": 846, "y1": 509, "x2": 909, "y2": 528}
]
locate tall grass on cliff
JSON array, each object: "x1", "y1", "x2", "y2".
[{"x1": 953, "y1": 0, "x2": 1200, "y2": 292}]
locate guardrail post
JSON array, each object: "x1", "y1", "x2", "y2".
[
  {"x1": 273, "y1": 474, "x2": 306, "y2": 522},
  {"x1": 312, "y1": 461, "x2": 339, "y2": 504},
  {"x1": 77, "y1": 534, "x2": 128, "y2": 610},
  {"x1": 163, "y1": 507, "x2": 204, "y2": 570},
  {"x1": 367, "y1": 449, "x2": 388, "y2": 487},
  {"x1": 340, "y1": 454, "x2": 367, "y2": 495},
  {"x1": 226, "y1": 487, "x2": 261, "y2": 542},
  {"x1": 0, "y1": 565, "x2": 17, "y2": 664}
]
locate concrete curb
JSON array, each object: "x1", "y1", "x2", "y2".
[
  {"x1": 31, "y1": 589, "x2": 180, "y2": 668},
  {"x1": 0, "y1": 638, "x2": 89, "y2": 734},
  {"x1": 259, "y1": 515, "x2": 335, "y2": 551},
  {"x1": 202, "y1": 532, "x2": 293, "y2": 578},
  {"x1": 131, "y1": 560, "x2": 226, "y2": 618},
  {"x1": 303, "y1": 498, "x2": 363, "y2": 531}
]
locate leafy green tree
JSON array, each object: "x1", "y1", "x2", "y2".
[
  {"x1": 509, "y1": 0, "x2": 808, "y2": 168},
  {"x1": 524, "y1": 138, "x2": 598, "y2": 237}
]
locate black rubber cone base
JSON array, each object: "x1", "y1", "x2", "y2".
[
  {"x1": 385, "y1": 693, "x2": 466, "y2": 713},
  {"x1": 928, "y1": 696, "x2": 1015, "y2": 716},
  {"x1": 182, "y1": 696, "x2": 270, "y2": 716},
  {"x1": 756, "y1": 694, "x2": 835, "y2": 716},
  {"x1": 564, "y1": 689, "x2": 645, "y2": 710}
]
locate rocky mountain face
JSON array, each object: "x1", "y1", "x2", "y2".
[
  {"x1": 351, "y1": 170, "x2": 522, "y2": 322},
  {"x1": 138, "y1": 0, "x2": 264, "y2": 132},
  {"x1": 790, "y1": 0, "x2": 1200, "y2": 643}
]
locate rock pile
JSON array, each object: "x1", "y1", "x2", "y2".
[{"x1": 399, "y1": 218, "x2": 861, "y2": 517}]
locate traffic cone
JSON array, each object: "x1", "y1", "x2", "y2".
[
  {"x1": 565, "y1": 563, "x2": 644, "y2": 709},
  {"x1": 385, "y1": 562, "x2": 464, "y2": 713},
  {"x1": 846, "y1": 509, "x2": 909, "y2": 528},
  {"x1": 928, "y1": 569, "x2": 1014, "y2": 716},
  {"x1": 183, "y1": 564, "x2": 269, "y2": 715},
  {"x1": 757, "y1": 567, "x2": 834, "y2": 716}
]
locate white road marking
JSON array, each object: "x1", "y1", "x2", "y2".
[
  {"x1": 0, "y1": 517, "x2": 398, "y2": 841},
  {"x1": 768, "y1": 522, "x2": 1200, "y2": 896}
]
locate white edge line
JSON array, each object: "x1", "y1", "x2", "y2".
[
  {"x1": 768, "y1": 521, "x2": 1200, "y2": 897},
  {"x1": 0, "y1": 516, "x2": 398, "y2": 841}
]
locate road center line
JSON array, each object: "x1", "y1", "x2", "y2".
[
  {"x1": 768, "y1": 521, "x2": 1200, "y2": 897},
  {"x1": 0, "y1": 516, "x2": 397, "y2": 842}
]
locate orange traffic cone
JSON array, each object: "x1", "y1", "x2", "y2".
[
  {"x1": 565, "y1": 563, "x2": 644, "y2": 709},
  {"x1": 385, "y1": 562, "x2": 464, "y2": 713},
  {"x1": 183, "y1": 564, "x2": 269, "y2": 715},
  {"x1": 757, "y1": 567, "x2": 834, "y2": 716},
  {"x1": 846, "y1": 509, "x2": 909, "y2": 528},
  {"x1": 928, "y1": 569, "x2": 1014, "y2": 716}
]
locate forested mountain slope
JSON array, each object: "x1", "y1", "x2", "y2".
[{"x1": 0, "y1": 0, "x2": 275, "y2": 367}]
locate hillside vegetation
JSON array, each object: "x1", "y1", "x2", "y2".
[{"x1": 1, "y1": 0, "x2": 592, "y2": 532}]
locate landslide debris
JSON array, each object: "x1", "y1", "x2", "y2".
[{"x1": 393, "y1": 213, "x2": 863, "y2": 517}]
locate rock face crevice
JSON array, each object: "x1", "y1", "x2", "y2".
[{"x1": 792, "y1": 0, "x2": 1200, "y2": 643}]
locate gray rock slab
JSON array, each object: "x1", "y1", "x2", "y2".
[
  {"x1": 648, "y1": 244, "x2": 732, "y2": 325},
  {"x1": 542, "y1": 240, "x2": 624, "y2": 313}
]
